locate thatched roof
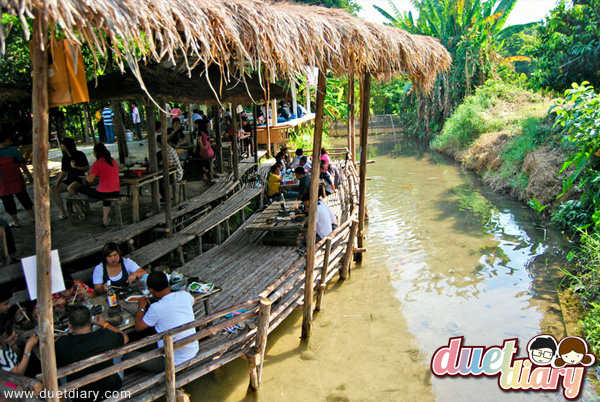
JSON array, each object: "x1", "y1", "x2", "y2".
[
  {"x1": 1, "y1": 0, "x2": 451, "y2": 91},
  {"x1": 88, "y1": 63, "x2": 288, "y2": 104}
]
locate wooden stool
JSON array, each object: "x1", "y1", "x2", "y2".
[{"x1": 175, "y1": 180, "x2": 187, "y2": 203}]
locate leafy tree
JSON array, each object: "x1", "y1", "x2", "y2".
[
  {"x1": 374, "y1": 0, "x2": 536, "y2": 138},
  {"x1": 288, "y1": 0, "x2": 360, "y2": 14},
  {"x1": 0, "y1": 15, "x2": 32, "y2": 88},
  {"x1": 499, "y1": 29, "x2": 538, "y2": 77},
  {"x1": 532, "y1": 0, "x2": 600, "y2": 92}
]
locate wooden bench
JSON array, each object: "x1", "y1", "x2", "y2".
[{"x1": 65, "y1": 194, "x2": 129, "y2": 229}]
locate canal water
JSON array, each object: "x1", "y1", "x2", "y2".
[{"x1": 189, "y1": 137, "x2": 598, "y2": 401}]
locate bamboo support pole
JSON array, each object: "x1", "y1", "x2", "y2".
[
  {"x1": 164, "y1": 335, "x2": 177, "y2": 402},
  {"x1": 340, "y1": 220, "x2": 359, "y2": 280},
  {"x1": 302, "y1": 69, "x2": 327, "y2": 339},
  {"x1": 253, "y1": 104, "x2": 259, "y2": 164},
  {"x1": 348, "y1": 71, "x2": 355, "y2": 163},
  {"x1": 232, "y1": 106, "x2": 240, "y2": 181},
  {"x1": 111, "y1": 101, "x2": 129, "y2": 164},
  {"x1": 31, "y1": 9, "x2": 59, "y2": 399},
  {"x1": 145, "y1": 105, "x2": 161, "y2": 214},
  {"x1": 213, "y1": 106, "x2": 223, "y2": 173},
  {"x1": 357, "y1": 74, "x2": 371, "y2": 262},
  {"x1": 315, "y1": 238, "x2": 332, "y2": 311},
  {"x1": 160, "y1": 109, "x2": 173, "y2": 233}
]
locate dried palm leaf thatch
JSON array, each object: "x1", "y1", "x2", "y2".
[{"x1": 1, "y1": 0, "x2": 451, "y2": 92}]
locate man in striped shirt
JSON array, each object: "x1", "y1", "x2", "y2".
[{"x1": 102, "y1": 103, "x2": 115, "y2": 144}]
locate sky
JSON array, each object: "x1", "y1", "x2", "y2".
[{"x1": 356, "y1": 0, "x2": 559, "y2": 26}]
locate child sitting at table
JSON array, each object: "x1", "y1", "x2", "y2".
[{"x1": 266, "y1": 164, "x2": 283, "y2": 199}]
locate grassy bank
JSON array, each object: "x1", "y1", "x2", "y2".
[{"x1": 430, "y1": 80, "x2": 600, "y2": 354}]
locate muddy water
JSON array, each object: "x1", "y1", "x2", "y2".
[{"x1": 188, "y1": 139, "x2": 597, "y2": 401}]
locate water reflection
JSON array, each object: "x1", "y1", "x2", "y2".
[
  {"x1": 367, "y1": 138, "x2": 596, "y2": 400},
  {"x1": 185, "y1": 135, "x2": 596, "y2": 401}
]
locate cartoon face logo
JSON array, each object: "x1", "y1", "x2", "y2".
[
  {"x1": 553, "y1": 336, "x2": 596, "y2": 368},
  {"x1": 527, "y1": 335, "x2": 557, "y2": 366}
]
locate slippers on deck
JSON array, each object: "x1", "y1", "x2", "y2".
[
  {"x1": 8, "y1": 223, "x2": 21, "y2": 228},
  {"x1": 57, "y1": 215, "x2": 68, "y2": 221}
]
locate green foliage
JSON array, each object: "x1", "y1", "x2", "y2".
[
  {"x1": 0, "y1": 15, "x2": 32, "y2": 88},
  {"x1": 370, "y1": 78, "x2": 412, "y2": 115},
  {"x1": 551, "y1": 200, "x2": 593, "y2": 230},
  {"x1": 289, "y1": 0, "x2": 360, "y2": 13},
  {"x1": 498, "y1": 30, "x2": 539, "y2": 77},
  {"x1": 552, "y1": 83, "x2": 600, "y2": 221},
  {"x1": 561, "y1": 230, "x2": 600, "y2": 307},
  {"x1": 532, "y1": 0, "x2": 600, "y2": 92},
  {"x1": 375, "y1": 0, "x2": 537, "y2": 138},
  {"x1": 580, "y1": 302, "x2": 600, "y2": 356}
]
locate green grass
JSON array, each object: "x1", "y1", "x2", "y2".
[{"x1": 431, "y1": 80, "x2": 547, "y2": 156}]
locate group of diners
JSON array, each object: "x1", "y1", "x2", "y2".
[
  {"x1": 0, "y1": 242, "x2": 200, "y2": 401},
  {"x1": 266, "y1": 147, "x2": 341, "y2": 201},
  {"x1": 264, "y1": 147, "x2": 339, "y2": 243}
]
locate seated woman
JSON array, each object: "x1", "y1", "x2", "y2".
[
  {"x1": 0, "y1": 315, "x2": 39, "y2": 376},
  {"x1": 192, "y1": 119, "x2": 215, "y2": 181},
  {"x1": 51, "y1": 137, "x2": 89, "y2": 221},
  {"x1": 92, "y1": 243, "x2": 146, "y2": 294},
  {"x1": 320, "y1": 148, "x2": 331, "y2": 166},
  {"x1": 266, "y1": 164, "x2": 283, "y2": 199},
  {"x1": 77, "y1": 143, "x2": 120, "y2": 227}
]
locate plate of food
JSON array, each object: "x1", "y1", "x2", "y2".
[
  {"x1": 188, "y1": 282, "x2": 215, "y2": 294},
  {"x1": 125, "y1": 295, "x2": 144, "y2": 303}
]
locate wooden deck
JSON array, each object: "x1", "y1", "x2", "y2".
[{"x1": 9, "y1": 156, "x2": 359, "y2": 402}]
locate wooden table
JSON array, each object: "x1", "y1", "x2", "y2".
[
  {"x1": 245, "y1": 201, "x2": 306, "y2": 245},
  {"x1": 120, "y1": 167, "x2": 177, "y2": 223}
]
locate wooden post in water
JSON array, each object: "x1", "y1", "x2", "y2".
[
  {"x1": 340, "y1": 220, "x2": 359, "y2": 279},
  {"x1": 347, "y1": 71, "x2": 356, "y2": 163},
  {"x1": 31, "y1": 9, "x2": 60, "y2": 400},
  {"x1": 255, "y1": 298, "x2": 272, "y2": 385},
  {"x1": 160, "y1": 109, "x2": 173, "y2": 233},
  {"x1": 213, "y1": 106, "x2": 224, "y2": 174},
  {"x1": 232, "y1": 105, "x2": 240, "y2": 182},
  {"x1": 356, "y1": 74, "x2": 371, "y2": 262},
  {"x1": 315, "y1": 238, "x2": 332, "y2": 311},
  {"x1": 302, "y1": 69, "x2": 327, "y2": 339},
  {"x1": 163, "y1": 335, "x2": 176, "y2": 402}
]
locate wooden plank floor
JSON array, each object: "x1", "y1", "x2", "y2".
[{"x1": 181, "y1": 214, "x2": 302, "y2": 311}]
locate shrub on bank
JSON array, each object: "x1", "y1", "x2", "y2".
[{"x1": 431, "y1": 80, "x2": 547, "y2": 157}]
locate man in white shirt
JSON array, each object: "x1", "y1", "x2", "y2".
[
  {"x1": 133, "y1": 272, "x2": 199, "y2": 371},
  {"x1": 302, "y1": 193, "x2": 338, "y2": 242},
  {"x1": 131, "y1": 102, "x2": 142, "y2": 140}
]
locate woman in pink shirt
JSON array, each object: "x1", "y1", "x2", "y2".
[{"x1": 78, "y1": 143, "x2": 120, "y2": 227}]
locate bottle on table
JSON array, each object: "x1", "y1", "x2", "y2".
[{"x1": 106, "y1": 280, "x2": 118, "y2": 308}]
